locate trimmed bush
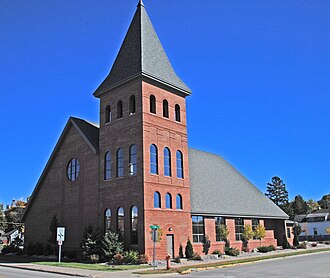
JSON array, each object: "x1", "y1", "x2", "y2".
[
  {"x1": 282, "y1": 235, "x2": 290, "y2": 249},
  {"x1": 123, "y1": 250, "x2": 139, "y2": 264},
  {"x1": 257, "y1": 245, "x2": 276, "y2": 253},
  {"x1": 297, "y1": 242, "x2": 307, "y2": 249},
  {"x1": 179, "y1": 244, "x2": 184, "y2": 258},
  {"x1": 225, "y1": 247, "x2": 240, "y2": 256},
  {"x1": 174, "y1": 256, "x2": 181, "y2": 263},
  {"x1": 113, "y1": 253, "x2": 124, "y2": 265},
  {"x1": 212, "y1": 249, "x2": 222, "y2": 256},
  {"x1": 311, "y1": 242, "x2": 318, "y2": 247},
  {"x1": 138, "y1": 254, "x2": 149, "y2": 264},
  {"x1": 190, "y1": 252, "x2": 203, "y2": 261},
  {"x1": 185, "y1": 239, "x2": 194, "y2": 259}
]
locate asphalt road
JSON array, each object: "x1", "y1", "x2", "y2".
[
  {"x1": 0, "y1": 266, "x2": 72, "y2": 278},
  {"x1": 185, "y1": 251, "x2": 330, "y2": 278}
]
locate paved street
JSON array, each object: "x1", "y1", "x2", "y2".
[
  {"x1": 185, "y1": 251, "x2": 330, "y2": 278},
  {"x1": 0, "y1": 266, "x2": 72, "y2": 278}
]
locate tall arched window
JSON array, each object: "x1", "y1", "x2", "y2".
[
  {"x1": 176, "y1": 150, "x2": 184, "y2": 178},
  {"x1": 129, "y1": 144, "x2": 137, "y2": 176},
  {"x1": 105, "y1": 208, "x2": 111, "y2": 233},
  {"x1": 164, "y1": 147, "x2": 171, "y2": 177},
  {"x1": 163, "y1": 99, "x2": 169, "y2": 118},
  {"x1": 150, "y1": 144, "x2": 158, "y2": 174},
  {"x1": 117, "y1": 207, "x2": 124, "y2": 239},
  {"x1": 176, "y1": 194, "x2": 183, "y2": 210},
  {"x1": 150, "y1": 95, "x2": 156, "y2": 114},
  {"x1": 175, "y1": 104, "x2": 181, "y2": 122},
  {"x1": 154, "y1": 192, "x2": 161, "y2": 208},
  {"x1": 104, "y1": 152, "x2": 111, "y2": 180},
  {"x1": 105, "y1": 105, "x2": 112, "y2": 123},
  {"x1": 131, "y1": 206, "x2": 138, "y2": 244},
  {"x1": 166, "y1": 193, "x2": 172, "y2": 209},
  {"x1": 117, "y1": 101, "x2": 123, "y2": 119},
  {"x1": 116, "y1": 148, "x2": 124, "y2": 177},
  {"x1": 129, "y1": 95, "x2": 136, "y2": 115}
]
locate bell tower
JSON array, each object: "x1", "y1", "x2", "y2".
[{"x1": 93, "y1": 1, "x2": 192, "y2": 258}]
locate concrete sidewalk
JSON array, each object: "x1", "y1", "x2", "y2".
[{"x1": 1, "y1": 246, "x2": 330, "y2": 278}]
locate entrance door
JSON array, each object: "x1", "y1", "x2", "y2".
[{"x1": 166, "y1": 234, "x2": 174, "y2": 258}]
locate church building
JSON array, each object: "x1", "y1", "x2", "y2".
[{"x1": 22, "y1": 1, "x2": 289, "y2": 260}]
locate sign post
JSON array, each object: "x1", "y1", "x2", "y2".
[
  {"x1": 56, "y1": 227, "x2": 65, "y2": 263},
  {"x1": 150, "y1": 225, "x2": 159, "y2": 270}
]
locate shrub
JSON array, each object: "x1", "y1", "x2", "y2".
[
  {"x1": 311, "y1": 242, "x2": 318, "y2": 247},
  {"x1": 179, "y1": 244, "x2": 184, "y2": 258},
  {"x1": 212, "y1": 249, "x2": 222, "y2": 256},
  {"x1": 293, "y1": 224, "x2": 302, "y2": 247},
  {"x1": 1, "y1": 244, "x2": 22, "y2": 255},
  {"x1": 297, "y1": 242, "x2": 307, "y2": 249},
  {"x1": 174, "y1": 256, "x2": 181, "y2": 263},
  {"x1": 202, "y1": 235, "x2": 211, "y2": 255},
  {"x1": 80, "y1": 225, "x2": 102, "y2": 262},
  {"x1": 325, "y1": 241, "x2": 330, "y2": 245},
  {"x1": 123, "y1": 250, "x2": 139, "y2": 264},
  {"x1": 257, "y1": 245, "x2": 276, "y2": 253},
  {"x1": 185, "y1": 239, "x2": 194, "y2": 259},
  {"x1": 101, "y1": 231, "x2": 123, "y2": 262},
  {"x1": 89, "y1": 254, "x2": 100, "y2": 264},
  {"x1": 113, "y1": 253, "x2": 124, "y2": 265},
  {"x1": 225, "y1": 247, "x2": 240, "y2": 256},
  {"x1": 282, "y1": 235, "x2": 290, "y2": 249},
  {"x1": 190, "y1": 252, "x2": 203, "y2": 261},
  {"x1": 63, "y1": 250, "x2": 77, "y2": 259},
  {"x1": 138, "y1": 254, "x2": 148, "y2": 264}
]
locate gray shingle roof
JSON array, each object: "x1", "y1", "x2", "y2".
[
  {"x1": 189, "y1": 148, "x2": 288, "y2": 219},
  {"x1": 70, "y1": 117, "x2": 99, "y2": 152},
  {"x1": 93, "y1": 1, "x2": 191, "y2": 97}
]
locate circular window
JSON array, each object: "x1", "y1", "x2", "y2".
[{"x1": 67, "y1": 158, "x2": 80, "y2": 181}]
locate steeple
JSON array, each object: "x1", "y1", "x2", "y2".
[{"x1": 93, "y1": 1, "x2": 191, "y2": 97}]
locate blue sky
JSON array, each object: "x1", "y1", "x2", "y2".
[{"x1": 1, "y1": 0, "x2": 329, "y2": 205}]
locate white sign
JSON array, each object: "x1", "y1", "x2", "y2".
[{"x1": 57, "y1": 227, "x2": 65, "y2": 241}]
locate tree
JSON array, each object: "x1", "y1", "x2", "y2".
[
  {"x1": 202, "y1": 235, "x2": 211, "y2": 255},
  {"x1": 242, "y1": 224, "x2": 254, "y2": 250},
  {"x1": 292, "y1": 224, "x2": 302, "y2": 247},
  {"x1": 217, "y1": 224, "x2": 229, "y2": 246},
  {"x1": 265, "y1": 176, "x2": 289, "y2": 207},
  {"x1": 254, "y1": 224, "x2": 266, "y2": 246},
  {"x1": 318, "y1": 194, "x2": 330, "y2": 209},
  {"x1": 282, "y1": 234, "x2": 290, "y2": 249},
  {"x1": 0, "y1": 204, "x2": 7, "y2": 232},
  {"x1": 291, "y1": 195, "x2": 308, "y2": 216},
  {"x1": 101, "y1": 231, "x2": 123, "y2": 262},
  {"x1": 4, "y1": 199, "x2": 26, "y2": 232},
  {"x1": 185, "y1": 239, "x2": 194, "y2": 259},
  {"x1": 179, "y1": 244, "x2": 184, "y2": 258},
  {"x1": 80, "y1": 225, "x2": 102, "y2": 262},
  {"x1": 307, "y1": 199, "x2": 319, "y2": 212}
]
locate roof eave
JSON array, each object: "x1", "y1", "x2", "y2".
[
  {"x1": 93, "y1": 72, "x2": 191, "y2": 98},
  {"x1": 190, "y1": 211, "x2": 289, "y2": 220}
]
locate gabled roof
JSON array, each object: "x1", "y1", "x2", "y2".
[
  {"x1": 22, "y1": 117, "x2": 99, "y2": 221},
  {"x1": 93, "y1": 1, "x2": 191, "y2": 97},
  {"x1": 189, "y1": 149, "x2": 288, "y2": 219}
]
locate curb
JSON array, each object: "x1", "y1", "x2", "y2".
[{"x1": 0, "y1": 263, "x2": 89, "y2": 277}]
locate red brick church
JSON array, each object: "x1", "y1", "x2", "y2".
[{"x1": 23, "y1": 1, "x2": 289, "y2": 260}]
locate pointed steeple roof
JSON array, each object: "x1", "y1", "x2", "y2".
[{"x1": 93, "y1": 1, "x2": 191, "y2": 97}]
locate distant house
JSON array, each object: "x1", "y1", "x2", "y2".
[{"x1": 295, "y1": 210, "x2": 330, "y2": 241}]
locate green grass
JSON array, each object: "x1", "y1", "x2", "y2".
[
  {"x1": 33, "y1": 262, "x2": 150, "y2": 271},
  {"x1": 134, "y1": 247, "x2": 330, "y2": 275}
]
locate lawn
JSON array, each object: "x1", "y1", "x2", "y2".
[{"x1": 34, "y1": 261, "x2": 150, "y2": 271}]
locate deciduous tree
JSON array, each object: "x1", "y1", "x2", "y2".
[{"x1": 318, "y1": 194, "x2": 330, "y2": 209}]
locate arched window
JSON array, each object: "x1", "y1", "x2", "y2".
[
  {"x1": 129, "y1": 95, "x2": 136, "y2": 115},
  {"x1": 150, "y1": 144, "x2": 158, "y2": 174},
  {"x1": 166, "y1": 193, "x2": 172, "y2": 209},
  {"x1": 175, "y1": 104, "x2": 181, "y2": 122},
  {"x1": 164, "y1": 147, "x2": 171, "y2": 177},
  {"x1": 117, "y1": 207, "x2": 125, "y2": 239},
  {"x1": 105, "y1": 208, "x2": 111, "y2": 233},
  {"x1": 129, "y1": 144, "x2": 137, "y2": 176},
  {"x1": 116, "y1": 148, "x2": 124, "y2": 177},
  {"x1": 131, "y1": 206, "x2": 138, "y2": 244},
  {"x1": 104, "y1": 152, "x2": 111, "y2": 180},
  {"x1": 176, "y1": 150, "x2": 184, "y2": 179},
  {"x1": 150, "y1": 95, "x2": 156, "y2": 114},
  {"x1": 176, "y1": 194, "x2": 183, "y2": 210},
  {"x1": 67, "y1": 158, "x2": 80, "y2": 181},
  {"x1": 163, "y1": 99, "x2": 169, "y2": 118},
  {"x1": 154, "y1": 192, "x2": 161, "y2": 208},
  {"x1": 105, "y1": 105, "x2": 112, "y2": 123},
  {"x1": 117, "y1": 101, "x2": 123, "y2": 119}
]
